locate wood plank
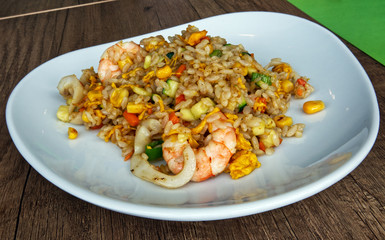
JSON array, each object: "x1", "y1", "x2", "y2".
[
  {"x1": 0, "y1": 0, "x2": 107, "y2": 18},
  {"x1": 0, "y1": 6, "x2": 67, "y2": 239},
  {"x1": 0, "y1": 145, "x2": 29, "y2": 240}
]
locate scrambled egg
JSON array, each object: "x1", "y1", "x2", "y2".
[
  {"x1": 235, "y1": 128, "x2": 252, "y2": 151},
  {"x1": 227, "y1": 150, "x2": 260, "y2": 179},
  {"x1": 186, "y1": 30, "x2": 208, "y2": 46}
]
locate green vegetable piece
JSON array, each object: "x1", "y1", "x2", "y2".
[
  {"x1": 180, "y1": 108, "x2": 196, "y2": 121},
  {"x1": 251, "y1": 72, "x2": 272, "y2": 86},
  {"x1": 145, "y1": 140, "x2": 164, "y2": 161},
  {"x1": 166, "y1": 52, "x2": 174, "y2": 59},
  {"x1": 238, "y1": 96, "x2": 247, "y2": 112},
  {"x1": 191, "y1": 98, "x2": 215, "y2": 119},
  {"x1": 241, "y1": 52, "x2": 251, "y2": 56},
  {"x1": 224, "y1": 43, "x2": 232, "y2": 46},
  {"x1": 144, "y1": 55, "x2": 151, "y2": 69},
  {"x1": 147, "y1": 140, "x2": 164, "y2": 148},
  {"x1": 163, "y1": 79, "x2": 179, "y2": 97},
  {"x1": 209, "y1": 49, "x2": 223, "y2": 57},
  {"x1": 145, "y1": 147, "x2": 163, "y2": 161}
]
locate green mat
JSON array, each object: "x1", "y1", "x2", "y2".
[{"x1": 288, "y1": 0, "x2": 385, "y2": 66}]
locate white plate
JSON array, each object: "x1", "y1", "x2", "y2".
[{"x1": 6, "y1": 12, "x2": 379, "y2": 221}]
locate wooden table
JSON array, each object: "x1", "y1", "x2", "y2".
[{"x1": 1, "y1": 0, "x2": 384, "y2": 239}]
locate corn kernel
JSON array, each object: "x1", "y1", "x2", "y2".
[
  {"x1": 68, "y1": 127, "x2": 78, "y2": 139},
  {"x1": 82, "y1": 111, "x2": 90, "y2": 123},
  {"x1": 126, "y1": 102, "x2": 146, "y2": 113},
  {"x1": 156, "y1": 65, "x2": 172, "y2": 79},
  {"x1": 87, "y1": 90, "x2": 103, "y2": 102},
  {"x1": 273, "y1": 115, "x2": 293, "y2": 128},
  {"x1": 118, "y1": 57, "x2": 133, "y2": 70},
  {"x1": 272, "y1": 63, "x2": 292, "y2": 74},
  {"x1": 110, "y1": 88, "x2": 129, "y2": 108},
  {"x1": 303, "y1": 100, "x2": 325, "y2": 114},
  {"x1": 57, "y1": 105, "x2": 70, "y2": 122},
  {"x1": 281, "y1": 80, "x2": 294, "y2": 93},
  {"x1": 234, "y1": 62, "x2": 248, "y2": 76}
]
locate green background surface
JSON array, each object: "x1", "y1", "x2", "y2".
[{"x1": 288, "y1": 0, "x2": 385, "y2": 66}]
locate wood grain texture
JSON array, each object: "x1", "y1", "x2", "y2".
[
  {"x1": 0, "y1": 0, "x2": 384, "y2": 239},
  {"x1": 0, "y1": 0, "x2": 108, "y2": 18}
]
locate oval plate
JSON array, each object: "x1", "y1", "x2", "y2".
[{"x1": 6, "y1": 12, "x2": 379, "y2": 221}]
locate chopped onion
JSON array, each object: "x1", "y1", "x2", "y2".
[{"x1": 130, "y1": 121, "x2": 196, "y2": 188}]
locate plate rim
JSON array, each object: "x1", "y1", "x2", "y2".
[{"x1": 5, "y1": 11, "x2": 380, "y2": 221}]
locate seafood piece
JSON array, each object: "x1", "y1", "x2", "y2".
[
  {"x1": 130, "y1": 119, "x2": 196, "y2": 189},
  {"x1": 162, "y1": 111, "x2": 236, "y2": 182},
  {"x1": 98, "y1": 41, "x2": 142, "y2": 81},
  {"x1": 57, "y1": 75, "x2": 85, "y2": 104},
  {"x1": 162, "y1": 135, "x2": 189, "y2": 174}
]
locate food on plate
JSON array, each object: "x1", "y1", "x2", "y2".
[
  {"x1": 56, "y1": 26, "x2": 318, "y2": 188},
  {"x1": 67, "y1": 127, "x2": 78, "y2": 139},
  {"x1": 303, "y1": 100, "x2": 325, "y2": 114}
]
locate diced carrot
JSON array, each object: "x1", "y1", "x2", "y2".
[
  {"x1": 123, "y1": 111, "x2": 140, "y2": 127},
  {"x1": 169, "y1": 112, "x2": 180, "y2": 124},
  {"x1": 124, "y1": 151, "x2": 134, "y2": 161},
  {"x1": 296, "y1": 88, "x2": 303, "y2": 96},
  {"x1": 78, "y1": 107, "x2": 85, "y2": 112},
  {"x1": 259, "y1": 140, "x2": 266, "y2": 152},
  {"x1": 253, "y1": 97, "x2": 267, "y2": 113},
  {"x1": 297, "y1": 78, "x2": 307, "y2": 86},
  {"x1": 175, "y1": 64, "x2": 186, "y2": 77},
  {"x1": 147, "y1": 108, "x2": 153, "y2": 114},
  {"x1": 175, "y1": 94, "x2": 185, "y2": 105},
  {"x1": 90, "y1": 124, "x2": 103, "y2": 130}
]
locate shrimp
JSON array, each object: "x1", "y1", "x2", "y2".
[
  {"x1": 97, "y1": 41, "x2": 142, "y2": 81},
  {"x1": 162, "y1": 134, "x2": 189, "y2": 174},
  {"x1": 162, "y1": 111, "x2": 236, "y2": 182},
  {"x1": 130, "y1": 119, "x2": 196, "y2": 189}
]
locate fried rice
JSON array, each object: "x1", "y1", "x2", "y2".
[{"x1": 56, "y1": 25, "x2": 314, "y2": 187}]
